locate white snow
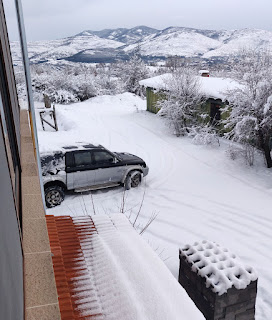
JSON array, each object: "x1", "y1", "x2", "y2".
[
  {"x1": 199, "y1": 70, "x2": 209, "y2": 74},
  {"x1": 36, "y1": 92, "x2": 272, "y2": 320},
  {"x1": 82, "y1": 214, "x2": 204, "y2": 319},
  {"x1": 139, "y1": 73, "x2": 241, "y2": 101},
  {"x1": 124, "y1": 30, "x2": 221, "y2": 57},
  {"x1": 203, "y1": 29, "x2": 272, "y2": 58},
  {"x1": 11, "y1": 34, "x2": 123, "y2": 65},
  {"x1": 11, "y1": 28, "x2": 272, "y2": 67},
  {"x1": 180, "y1": 240, "x2": 258, "y2": 295}
]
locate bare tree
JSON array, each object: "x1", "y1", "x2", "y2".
[
  {"x1": 165, "y1": 56, "x2": 185, "y2": 72},
  {"x1": 225, "y1": 49, "x2": 272, "y2": 168}
]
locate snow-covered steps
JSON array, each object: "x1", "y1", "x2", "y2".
[
  {"x1": 46, "y1": 214, "x2": 205, "y2": 320},
  {"x1": 179, "y1": 240, "x2": 258, "y2": 320}
]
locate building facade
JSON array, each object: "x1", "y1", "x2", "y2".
[{"x1": 0, "y1": 1, "x2": 23, "y2": 318}]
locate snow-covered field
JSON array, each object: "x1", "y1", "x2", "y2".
[{"x1": 37, "y1": 93, "x2": 272, "y2": 319}]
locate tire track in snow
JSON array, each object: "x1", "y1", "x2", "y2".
[{"x1": 132, "y1": 115, "x2": 272, "y2": 196}]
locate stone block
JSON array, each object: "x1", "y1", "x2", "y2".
[
  {"x1": 23, "y1": 218, "x2": 50, "y2": 254},
  {"x1": 24, "y1": 252, "x2": 58, "y2": 308},
  {"x1": 26, "y1": 303, "x2": 60, "y2": 320},
  {"x1": 179, "y1": 241, "x2": 258, "y2": 320}
]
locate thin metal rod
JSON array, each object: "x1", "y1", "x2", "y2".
[{"x1": 14, "y1": 0, "x2": 46, "y2": 210}]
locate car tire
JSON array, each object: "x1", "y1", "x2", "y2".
[
  {"x1": 124, "y1": 171, "x2": 142, "y2": 190},
  {"x1": 45, "y1": 185, "x2": 65, "y2": 208}
]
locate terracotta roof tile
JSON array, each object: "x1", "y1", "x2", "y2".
[{"x1": 46, "y1": 215, "x2": 103, "y2": 320}]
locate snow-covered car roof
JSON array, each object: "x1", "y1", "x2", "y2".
[
  {"x1": 139, "y1": 73, "x2": 241, "y2": 101},
  {"x1": 40, "y1": 142, "x2": 103, "y2": 156}
]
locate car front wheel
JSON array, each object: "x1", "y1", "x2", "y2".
[
  {"x1": 45, "y1": 185, "x2": 65, "y2": 208},
  {"x1": 125, "y1": 171, "x2": 142, "y2": 190}
]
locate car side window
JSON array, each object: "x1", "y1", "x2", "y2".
[
  {"x1": 93, "y1": 151, "x2": 114, "y2": 164},
  {"x1": 74, "y1": 151, "x2": 92, "y2": 167}
]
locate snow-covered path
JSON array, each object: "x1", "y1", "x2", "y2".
[{"x1": 38, "y1": 93, "x2": 272, "y2": 319}]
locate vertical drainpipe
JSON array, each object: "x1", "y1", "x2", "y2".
[{"x1": 14, "y1": 0, "x2": 46, "y2": 210}]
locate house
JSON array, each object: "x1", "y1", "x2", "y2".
[
  {"x1": 139, "y1": 71, "x2": 240, "y2": 127},
  {"x1": 0, "y1": 2, "x2": 206, "y2": 320}
]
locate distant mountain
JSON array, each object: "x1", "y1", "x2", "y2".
[
  {"x1": 124, "y1": 27, "x2": 222, "y2": 57},
  {"x1": 77, "y1": 26, "x2": 158, "y2": 44},
  {"x1": 203, "y1": 28, "x2": 272, "y2": 58},
  {"x1": 10, "y1": 26, "x2": 272, "y2": 66},
  {"x1": 125, "y1": 27, "x2": 272, "y2": 59}
]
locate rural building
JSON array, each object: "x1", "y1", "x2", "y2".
[{"x1": 139, "y1": 72, "x2": 240, "y2": 127}]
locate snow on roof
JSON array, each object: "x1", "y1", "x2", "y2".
[
  {"x1": 139, "y1": 73, "x2": 241, "y2": 101},
  {"x1": 199, "y1": 70, "x2": 209, "y2": 74},
  {"x1": 180, "y1": 240, "x2": 258, "y2": 296},
  {"x1": 47, "y1": 214, "x2": 204, "y2": 320}
]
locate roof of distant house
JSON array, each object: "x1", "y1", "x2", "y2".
[
  {"x1": 46, "y1": 214, "x2": 204, "y2": 320},
  {"x1": 139, "y1": 73, "x2": 241, "y2": 101}
]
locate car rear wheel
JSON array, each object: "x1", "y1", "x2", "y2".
[
  {"x1": 125, "y1": 171, "x2": 142, "y2": 190},
  {"x1": 45, "y1": 185, "x2": 65, "y2": 208}
]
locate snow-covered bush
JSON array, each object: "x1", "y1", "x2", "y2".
[
  {"x1": 191, "y1": 126, "x2": 220, "y2": 147},
  {"x1": 226, "y1": 144, "x2": 256, "y2": 166},
  {"x1": 157, "y1": 67, "x2": 203, "y2": 136},
  {"x1": 225, "y1": 49, "x2": 272, "y2": 168}
]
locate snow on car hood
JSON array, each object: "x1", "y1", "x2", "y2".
[{"x1": 114, "y1": 152, "x2": 146, "y2": 165}]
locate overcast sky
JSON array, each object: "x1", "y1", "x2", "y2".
[{"x1": 4, "y1": 0, "x2": 272, "y2": 41}]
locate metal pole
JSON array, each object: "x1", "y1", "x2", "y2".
[{"x1": 14, "y1": 0, "x2": 46, "y2": 210}]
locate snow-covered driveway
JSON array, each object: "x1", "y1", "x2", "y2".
[{"x1": 38, "y1": 93, "x2": 272, "y2": 319}]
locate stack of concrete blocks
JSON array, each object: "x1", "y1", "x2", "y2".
[{"x1": 178, "y1": 240, "x2": 258, "y2": 320}]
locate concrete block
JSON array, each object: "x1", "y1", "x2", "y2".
[
  {"x1": 179, "y1": 244, "x2": 257, "y2": 320},
  {"x1": 26, "y1": 303, "x2": 60, "y2": 320},
  {"x1": 24, "y1": 252, "x2": 58, "y2": 308},
  {"x1": 22, "y1": 163, "x2": 38, "y2": 177},
  {"x1": 22, "y1": 194, "x2": 45, "y2": 220},
  {"x1": 22, "y1": 176, "x2": 42, "y2": 196},
  {"x1": 23, "y1": 218, "x2": 50, "y2": 254}
]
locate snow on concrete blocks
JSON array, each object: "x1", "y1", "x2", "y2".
[{"x1": 179, "y1": 240, "x2": 258, "y2": 320}]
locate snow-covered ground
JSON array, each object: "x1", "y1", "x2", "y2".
[{"x1": 36, "y1": 93, "x2": 272, "y2": 319}]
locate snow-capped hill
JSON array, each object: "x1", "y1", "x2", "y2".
[
  {"x1": 124, "y1": 27, "x2": 272, "y2": 59},
  {"x1": 13, "y1": 33, "x2": 123, "y2": 64},
  {"x1": 203, "y1": 29, "x2": 272, "y2": 58},
  {"x1": 10, "y1": 26, "x2": 272, "y2": 65},
  {"x1": 63, "y1": 33, "x2": 123, "y2": 50},
  {"x1": 79, "y1": 26, "x2": 158, "y2": 44},
  {"x1": 124, "y1": 27, "x2": 222, "y2": 57},
  {"x1": 11, "y1": 39, "x2": 63, "y2": 65}
]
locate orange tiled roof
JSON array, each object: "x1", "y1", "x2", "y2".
[
  {"x1": 46, "y1": 214, "x2": 203, "y2": 320},
  {"x1": 46, "y1": 215, "x2": 104, "y2": 320}
]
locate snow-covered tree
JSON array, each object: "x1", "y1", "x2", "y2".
[
  {"x1": 116, "y1": 52, "x2": 149, "y2": 96},
  {"x1": 225, "y1": 49, "x2": 272, "y2": 168},
  {"x1": 157, "y1": 67, "x2": 203, "y2": 136}
]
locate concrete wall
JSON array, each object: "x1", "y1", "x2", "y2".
[{"x1": 0, "y1": 123, "x2": 24, "y2": 320}]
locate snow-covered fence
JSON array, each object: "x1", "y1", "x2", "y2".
[
  {"x1": 179, "y1": 241, "x2": 258, "y2": 320},
  {"x1": 39, "y1": 106, "x2": 58, "y2": 131}
]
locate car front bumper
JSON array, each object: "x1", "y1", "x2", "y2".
[{"x1": 142, "y1": 166, "x2": 149, "y2": 177}]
